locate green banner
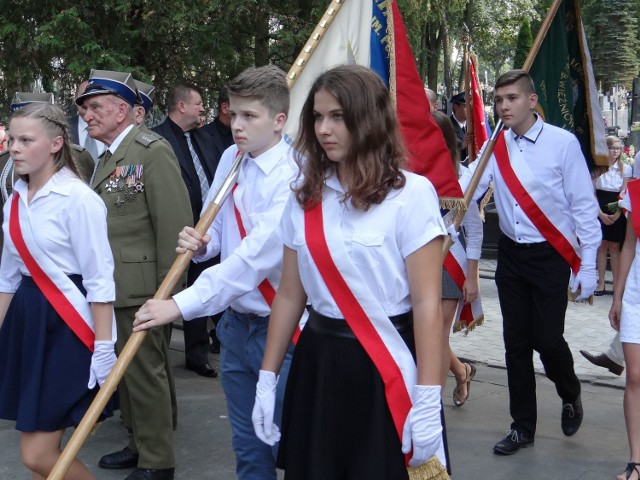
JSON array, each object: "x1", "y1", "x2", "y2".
[{"x1": 529, "y1": 0, "x2": 608, "y2": 171}]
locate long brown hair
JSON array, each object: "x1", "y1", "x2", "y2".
[
  {"x1": 293, "y1": 64, "x2": 406, "y2": 211},
  {"x1": 10, "y1": 103, "x2": 80, "y2": 181}
]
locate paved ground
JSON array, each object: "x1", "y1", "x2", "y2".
[{"x1": 0, "y1": 259, "x2": 631, "y2": 479}]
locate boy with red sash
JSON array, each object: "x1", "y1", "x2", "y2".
[
  {"x1": 468, "y1": 70, "x2": 601, "y2": 455},
  {"x1": 133, "y1": 66, "x2": 298, "y2": 480}
]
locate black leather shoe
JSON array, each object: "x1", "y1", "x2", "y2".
[
  {"x1": 186, "y1": 362, "x2": 218, "y2": 378},
  {"x1": 124, "y1": 468, "x2": 175, "y2": 480},
  {"x1": 98, "y1": 446, "x2": 139, "y2": 469},
  {"x1": 493, "y1": 429, "x2": 534, "y2": 455},
  {"x1": 561, "y1": 395, "x2": 583, "y2": 436},
  {"x1": 579, "y1": 350, "x2": 624, "y2": 375}
]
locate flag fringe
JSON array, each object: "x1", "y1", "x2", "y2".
[
  {"x1": 440, "y1": 197, "x2": 467, "y2": 212},
  {"x1": 453, "y1": 314, "x2": 485, "y2": 335},
  {"x1": 408, "y1": 456, "x2": 451, "y2": 480}
]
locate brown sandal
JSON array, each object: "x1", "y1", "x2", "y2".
[{"x1": 453, "y1": 363, "x2": 476, "y2": 407}]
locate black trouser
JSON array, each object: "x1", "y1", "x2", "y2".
[{"x1": 495, "y1": 235, "x2": 581, "y2": 437}]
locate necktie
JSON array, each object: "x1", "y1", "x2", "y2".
[
  {"x1": 184, "y1": 131, "x2": 209, "y2": 203},
  {"x1": 84, "y1": 127, "x2": 99, "y2": 162}
]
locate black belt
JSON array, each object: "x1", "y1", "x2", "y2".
[
  {"x1": 500, "y1": 235, "x2": 551, "y2": 249},
  {"x1": 307, "y1": 308, "x2": 413, "y2": 339}
]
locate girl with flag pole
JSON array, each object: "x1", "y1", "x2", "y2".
[
  {"x1": 252, "y1": 64, "x2": 448, "y2": 479},
  {"x1": 0, "y1": 103, "x2": 116, "y2": 479}
]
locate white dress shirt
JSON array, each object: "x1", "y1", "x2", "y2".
[
  {"x1": 279, "y1": 170, "x2": 446, "y2": 319},
  {"x1": 469, "y1": 116, "x2": 601, "y2": 263},
  {"x1": 634, "y1": 153, "x2": 640, "y2": 179},
  {"x1": 0, "y1": 168, "x2": 115, "y2": 302},
  {"x1": 173, "y1": 138, "x2": 298, "y2": 319},
  {"x1": 594, "y1": 162, "x2": 632, "y2": 192}
]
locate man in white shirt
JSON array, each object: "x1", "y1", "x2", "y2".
[
  {"x1": 469, "y1": 70, "x2": 601, "y2": 456},
  {"x1": 132, "y1": 65, "x2": 296, "y2": 480}
]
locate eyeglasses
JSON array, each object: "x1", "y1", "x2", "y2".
[{"x1": 608, "y1": 147, "x2": 622, "y2": 151}]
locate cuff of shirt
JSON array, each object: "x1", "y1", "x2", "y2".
[
  {"x1": 173, "y1": 287, "x2": 206, "y2": 321},
  {"x1": 465, "y1": 247, "x2": 482, "y2": 261}
]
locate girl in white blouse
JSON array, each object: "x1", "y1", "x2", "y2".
[
  {"x1": 0, "y1": 103, "x2": 116, "y2": 479},
  {"x1": 594, "y1": 136, "x2": 633, "y2": 295},
  {"x1": 253, "y1": 65, "x2": 447, "y2": 479}
]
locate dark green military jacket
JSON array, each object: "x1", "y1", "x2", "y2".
[{"x1": 92, "y1": 125, "x2": 192, "y2": 308}]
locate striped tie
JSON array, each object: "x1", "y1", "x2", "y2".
[{"x1": 185, "y1": 131, "x2": 209, "y2": 203}]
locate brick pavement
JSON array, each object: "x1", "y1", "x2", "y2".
[{"x1": 449, "y1": 259, "x2": 625, "y2": 389}]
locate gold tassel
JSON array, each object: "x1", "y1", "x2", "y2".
[
  {"x1": 567, "y1": 287, "x2": 593, "y2": 305},
  {"x1": 408, "y1": 456, "x2": 451, "y2": 480},
  {"x1": 439, "y1": 197, "x2": 467, "y2": 214}
]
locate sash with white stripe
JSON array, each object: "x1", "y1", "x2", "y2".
[
  {"x1": 494, "y1": 132, "x2": 581, "y2": 274},
  {"x1": 232, "y1": 171, "x2": 304, "y2": 342},
  {"x1": 9, "y1": 192, "x2": 96, "y2": 350},
  {"x1": 304, "y1": 192, "x2": 447, "y2": 466},
  {"x1": 443, "y1": 241, "x2": 484, "y2": 333}
]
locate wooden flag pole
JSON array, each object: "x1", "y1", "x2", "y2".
[
  {"x1": 47, "y1": 152, "x2": 243, "y2": 480},
  {"x1": 48, "y1": 1, "x2": 348, "y2": 478},
  {"x1": 523, "y1": 0, "x2": 563, "y2": 72}
]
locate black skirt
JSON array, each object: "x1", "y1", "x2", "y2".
[
  {"x1": 0, "y1": 275, "x2": 114, "y2": 432},
  {"x1": 277, "y1": 309, "x2": 414, "y2": 480},
  {"x1": 596, "y1": 189, "x2": 627, "y2": 243}
]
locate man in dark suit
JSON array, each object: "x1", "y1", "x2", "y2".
[
  {"x1": 153, "y1": 82, "x2": 224, "y2": 378},
  {"x1": 450, "y1": 91, "x2": 469, "y2": 165},
  {"x1": 202, "y1": 85, "x2": 234, "y2": 149}
]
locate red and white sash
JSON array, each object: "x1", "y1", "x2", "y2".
[
  {"x1": 231, "y1": 180, "x2": 304, "y2": 343},
  {"x1": 443, "y1": 242, "x2": 484, "y2": 333},
  {"x1": 494, "y1": 132, "x2": 581, "y2": 274},
  {"x1": 303, "y1": 192, "x2": 415, "y2": 436},
  {"x1": 9, "y1": 192, "x2": 96, "y2": 350},
  {"x1": 628, "y1": 178, "x2": 640, "y2": 237}
]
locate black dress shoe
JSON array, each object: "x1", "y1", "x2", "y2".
[
  {"x1": 186, "y1": 362, "x2": 218, "y2": 378},
  {"x1": 579, "y1": 350, "x2": 624, "y2": 375},
  {"x1": 561, "y1": 395, "x2": 583, "y2": 436},
  {"x1": 124, "y1": 468, "x2": 175, "y2": 480},
  {"x1": 493, "y1": 429, "x2": 534, "y2": 455},
  {"x1": 98, "y1": 446, "x2": 139, "y2": 469}
]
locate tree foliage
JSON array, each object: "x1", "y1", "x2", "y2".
[
  {"x1": 513, "y1": 18, "x2": 532, "y2": 69},
  {"x1": 0, "y1": 0, "x2": 325, "y2": 116}
]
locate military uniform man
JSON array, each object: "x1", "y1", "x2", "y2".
[{"x1": 76, "y1": 70, "x2": 192, "y2": 480}]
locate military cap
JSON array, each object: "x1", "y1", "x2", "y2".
[
  {"x1": 10, "y1": 92, "x2": 55, "y2": 113},
  {"x1": 134, "y1": 80, "x2": 155, "y2": 114},
  {"x1": 76, "y1": 69, "x2": 142, "y2": 107},
  {"x1": 450, "y1": 92, "x2": 466, "y2": 105}
]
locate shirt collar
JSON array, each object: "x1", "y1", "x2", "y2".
[
  {"x1": 14, "y1": 167, "x2": 78, "y2": 200},
  {"x1": 452, "y1": 113, "x2": 466, "y2": 129},
  {"x1": 324, "y1": 168, "x2": 346, "y2": 194},
  {"x1": 244, "y1": 137, "x2": 288, "y2": 176},
  {"x1": 108, "y1": 124, "x2": 135, "y2": 154},
  {"x1": 509, "y1": 115, "x2": 543, "y2": 143}
]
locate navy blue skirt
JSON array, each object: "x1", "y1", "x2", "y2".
[{"x1": 0, "y1": 274, "x2": 114, "y2": 432}]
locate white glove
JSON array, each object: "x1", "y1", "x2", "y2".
[
  {"x1": 570, "y1": 264, "x2": 597, "y2": 301},
  {"x1": 88, "y1": 340, "x2": 116, "y2": 389},
  {"x1": 446, "y1": 224, "x2": 459, "y2": 244},
  {"x1": 252, "y1": 370, "x2": 280, "y2": 446},
  {"x1": 401, "y1": 385, "x2": 443, "y2": 467}
]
